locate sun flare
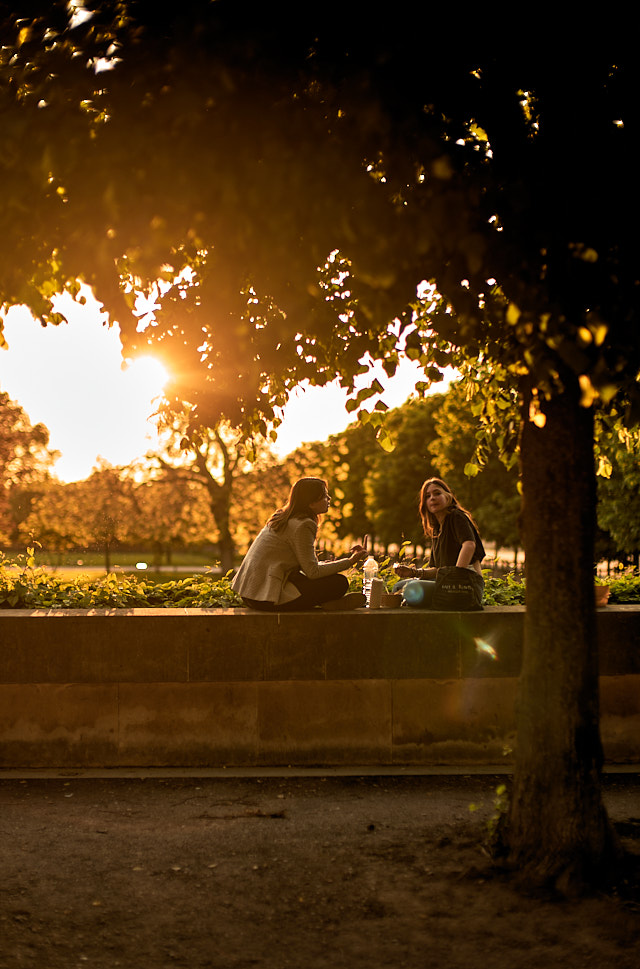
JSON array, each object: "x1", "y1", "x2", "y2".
[{"x1": 124, "y1": 355, "x2": 170, "y2": 401}]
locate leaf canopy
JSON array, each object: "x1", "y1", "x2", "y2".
[{"x1": 1, "y1": 4, "x2": 638, "y2": 430}]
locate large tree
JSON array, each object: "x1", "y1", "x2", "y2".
[{"x1": 2, "y1": 5, "x2": 639, "y2": 889}]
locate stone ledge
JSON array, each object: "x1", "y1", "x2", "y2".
[
  {"x1": 0, "y1": 606, "x2": 638, "y2": 683},
  {"x1": 0, "y1": 606, "x2": 638, "y2": 768}
]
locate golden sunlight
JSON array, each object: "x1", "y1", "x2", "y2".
[
  {"x1": 0, "y1": 288, "x2": 439, "y2": 481},
  {"x1": 0, "y1": 300, "x2": 171, "y2": 483},
  {"x1": 123, "y1": 355, "x2": 170, "y2": 403}
]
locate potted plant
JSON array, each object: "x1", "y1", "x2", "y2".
[{"x1": 594, "y1": 576, "x2": 610, "y2": 607}]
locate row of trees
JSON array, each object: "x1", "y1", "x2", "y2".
[
  {"x1": 0, "y1": 391, "x2": 57, "y2": 545},
  {"x1": 2, "y1": 385, "x2": 639, "y2": 572}
]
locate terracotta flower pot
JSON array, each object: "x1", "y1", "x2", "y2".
[
  {"x1": 380, "y1": 593, "x2": 403, "y2": 608},
  {"x1": 594, "y1": 584, "x2": 610, "y2": 607}
]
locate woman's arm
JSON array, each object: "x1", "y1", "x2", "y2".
[
  {"x1": 394, "y1": 535, "x2": 477, "y2": 578},
  {"x1": 394, "y1": 564, "x2": 437, "y2": 580},
  {"x1": 455, "y1": 540, "x2": 477, "y2": 568},
  {"x1": 290, "y1": 520, "x2": 362, "y2": 578}
]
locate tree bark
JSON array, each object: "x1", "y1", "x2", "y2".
[
  {"x1": 206, "y1": 486, "x2": 235, "y2": 574},
  {"x1": 506, "y1": 379, "x2": 618, "y2": 891},
  {"x1": 216, "y1": 521, "x2": 236, "y2": 574}
]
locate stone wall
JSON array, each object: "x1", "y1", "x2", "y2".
[{"x1": 1, "y1": 606, "x2": 638, "y2": 768}]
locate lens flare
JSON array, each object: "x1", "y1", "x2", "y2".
[{"x1": 474, "y1": 637, "x2": 498, "y2": 661}]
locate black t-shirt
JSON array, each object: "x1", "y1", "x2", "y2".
[{"x1": 429, "y1": 507, "x2": 485, "y2": 568}]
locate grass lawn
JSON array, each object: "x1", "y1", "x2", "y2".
[
  {"x1": 46, "y1": 567, "x2": 222, "y2": 582},
  {"x1": 19, "y1": 550, "x2": 218, "y2": 570}
]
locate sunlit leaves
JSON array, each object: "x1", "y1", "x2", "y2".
[
  {"x1": 517, "y1": 89, "x2": 540, "y2": 136},
  {"x1": 506, "y1": 304, "x2": 521, "y2": 326},
  {"x1": 344, "y1": 378, "x2": 384, "y2": 413},
  {"x1": 528, "y1": 399, "x2": 546, "y2": 428},
  {"x1": 376, "y1": 429, "x2": 395, "y2": 452},
  {"x1": 1, "y1": 5, "x2": 639, "y2": 451},
  {"x1": 595, "y1": 408, "x2": 640, "y2": 557}
]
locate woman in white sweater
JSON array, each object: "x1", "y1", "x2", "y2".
[{"x1": 232, "y1": 477, "x2": 367, "y2": 611}]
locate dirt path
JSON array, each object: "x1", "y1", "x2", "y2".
[{"x1": 1, "y1": 772, "x2": 639, "y2": 968}]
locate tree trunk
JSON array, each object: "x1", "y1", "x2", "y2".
[
  {"x1": 217, "y1": 527, "x2": 236, "y2": 574},
  {"x1": 506, "y1": 379, "x2": 618, "y2": 892},
  {"x1": 208, "y1": 489, "x2": 235, "y2": 573},
  {"x1": 152, "y1": 541, "x2": 163, "y2": 569}
]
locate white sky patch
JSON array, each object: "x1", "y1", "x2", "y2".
[{"x1": 0, "y1": 292, "x2": 450, "y2": 480}]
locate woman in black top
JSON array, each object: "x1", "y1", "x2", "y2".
[{"x1": 393, "y1": 477, "x2": 485, "y2": 607}]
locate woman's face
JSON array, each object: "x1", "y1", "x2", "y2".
[
  {"x1": 424, "y1": 483, "x2": 452, "y2": 519},
  {"x1": 309, "y1": 487, "x2": 331, "y2": 515}
]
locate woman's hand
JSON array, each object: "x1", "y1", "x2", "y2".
[
  {"x1": 348, "y1": 545, "x2": 368, "y2": 566},
  {"x1": 393, "y1": 564, "x2": 415, "y2": 578}
]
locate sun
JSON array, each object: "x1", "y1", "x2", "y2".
[
  {"x1": 123, "y1": 355, "x2": 170, "y2": 403},
  {"x1": 0, "y1": 307, "x2": 176, "y2": 482}
]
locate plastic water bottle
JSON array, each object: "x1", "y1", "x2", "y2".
[{"x1": 363, "y1": 556, "x2": 379, "y2": 606}]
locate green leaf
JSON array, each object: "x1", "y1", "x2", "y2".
[{"x1": 377, "y1": 431, "x2": 395, "y2": 452}]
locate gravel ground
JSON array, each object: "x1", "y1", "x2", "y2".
[{"x1": 1, "y1": 770, "x2": 639, "y2": 969}]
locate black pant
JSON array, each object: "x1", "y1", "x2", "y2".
[{"x1": 242, "y1": 571, "x2": 349, "y2": 611}]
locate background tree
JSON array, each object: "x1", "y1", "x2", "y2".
[
  {"x1": 425, "y1": 380, "x2": 522, "y2": 561},
  {"x1": 364, "y1": 398, "x2": 440, "y2": 550},
  {"x1": 18, "y1": 479, "x2": 80, "y2": 561},
  {"x1": 0, "y1": 391, "x2": 57, "y2": 545},
  {"x1": 129, "y1": 473, "x2": 217, "y2": 567},
  {"x1": 23, "y1": 464, "x2": 137, "y2": 571},
  {"x1": 274, "y1": 437, "x2": 368, "y2": 553},
  {"x1": 281, "y1": 390, "x2": 521, "y2": 559},
  {"x1": 228, "y1": 460, "x2": 291, "y2": 557},
  {"x1": 293, "y1": 426, "x2": 379, "y2": 548},
  {"x1": 148, "y1": 405, "x2": 279, "y2": 572},
  {"x1": 595, "y1": 411, "x2": 640, "y2": 570}
]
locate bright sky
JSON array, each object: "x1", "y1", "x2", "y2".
[{"x1": 0, "y1": 292, "x2": 450, "y2": 482}]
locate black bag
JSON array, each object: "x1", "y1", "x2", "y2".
[{"x1": 432, "y1": 567, "x2": 484, "y2": 611}]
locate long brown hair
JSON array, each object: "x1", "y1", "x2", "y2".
[
  {"x1": 268, "y1": 477, "x2": 327, "y2": 532},
  {"x1": 418, "y1": 477, "x2": 477, "y2": 538}
]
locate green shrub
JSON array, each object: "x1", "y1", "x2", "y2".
[
  {"x1": 482, "y1": 572, "x2": 526, "y2": 605},
  {"x1": 1, "y1": 550, "x2": 638, "y2": 609},
  {"x1": 608, "y1": 569, "x2": 640, "y2": 603},
  {"x1": 0, "y1": 549, "x2": 242, "y2": 609}
]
